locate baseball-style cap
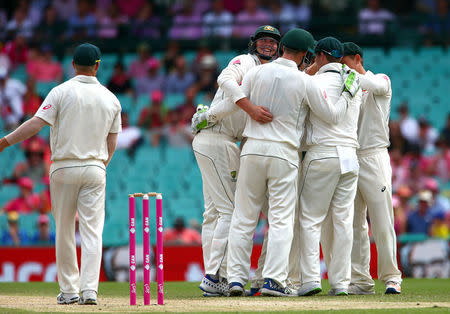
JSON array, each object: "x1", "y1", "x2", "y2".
[
  {"x1": 38, "y1": 214, "x2": 49, "y2": 225},
  {"x1": 281, "y1": 28, "x2": 315, "y2": 53},
  {"x1": 418, "y1": 190, "x2": 433, "y2": 205},
  {"x1": 73, "y1": 43, "x2": 101, "y2": 66},
  {"x1": 18, "y1": 177, "x2": 33, "y2": 190},
  {"x1": 343, "y1": 42, "x2": 363, "y2": 57},
  {"x1": 146, "y1": 57, "x2": 160, "y2": 69},
  {"x1": 424, "y1": 178, "x2": 439, "y2": 192},
  {"x1": 151, "y1": 90, "x2": 164, "y2": 102},
  {"x1": 315, "y1": 37, "x2": 344, "y2": 58}
]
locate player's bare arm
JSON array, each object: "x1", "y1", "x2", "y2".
[
  {"x1": 104, "y1": 132, "x2": 118, "y2": 167},
  {"x1": 0, "y1": 117, "x2": 48, "y2": 152}
]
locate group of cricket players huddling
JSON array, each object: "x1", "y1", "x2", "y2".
[{"x1": 190, "y1": 24, "x2": 403, "y2": 297}]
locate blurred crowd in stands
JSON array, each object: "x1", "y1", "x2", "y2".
[
  {"x1": 0, "y1": 0, "x2": 448, "y2": 48},
  {"x1": 0, "y1": 0, "x2": 449, "y2": 246}
]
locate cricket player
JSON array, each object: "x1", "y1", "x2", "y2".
[
  {"x1": 341, "y1": 42, "x2": 402, "y2": 294},
  {"x1": 297, "y1": 37, "x2": 362, "y2": 296},
  {"x1": 193, "y1": 25, "x2": 280, "y2": 297},
  {"x1": 223, "y1": 29, "x2": 358, "y2": 297},
  {"x1": 0, "y1": 43, "x2": 121, "y2": 305}
]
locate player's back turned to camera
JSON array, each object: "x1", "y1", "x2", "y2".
[{"x1": 0, "y1": 43, "x2": 122, "y2": 305}]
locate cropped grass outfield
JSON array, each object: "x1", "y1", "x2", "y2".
[{"x1": 0, "y1": 279, "x2": 449, "y2": 313}]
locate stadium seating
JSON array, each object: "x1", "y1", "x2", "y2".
[
  {"x1": 19, "y1": 212, "x2": 39, "y2": 237},
  {"x1": 10, "y1": 65, "x2": 27, "y2": 82},
  {"x1": 1, "y1": 47, "x2": 448, "y2": 247}
]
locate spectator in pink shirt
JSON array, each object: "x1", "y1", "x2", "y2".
[
  {"x1": 2, "y1": 177, "x2": 42, "y2": 214},
  {"x1": 233, "y1": 0, "x2": 271, "y2": 38},
  {"x1": 22, "y1": 78, "x2": 42, "y2": 119},
  {"x1": 2, "y1": 34, "x2": 29, "y2": 69},
  {"x1": 163, "y1": 217, "x2": 201, "y2": 246},
  {"x1": 26, "y1": 45, "x2": 63, "y2": 82},
  {"x1": 135, "y1": 58, "x2": 165, "y2": 96}
]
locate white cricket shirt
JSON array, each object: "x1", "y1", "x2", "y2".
[
  {"x1": 357, "y1": 71, "x2": 391, "y2": 150},
  {"x1": 240, "y1": 58, "x2": 349, "y2": 164},
  {"x1": 35, "y1": 75, "x2": 122, "y2": 162},
  {"x1": 305, "y1": 63, "x2": 361, "y2": 148},
  {"x1": 206, "y1": 53, "x2": 260, "y2": 141}
]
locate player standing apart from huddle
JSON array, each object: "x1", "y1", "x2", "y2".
[
  {"x1": 341, "y1": 42, "x2": 402, "y2": 295},
  {"x1": 192, "y1": 25, "x2": 280, "y2": 296},
  {"x1": 0, "y1": 43, "x2": 122, "y2": 305},
  {"x1": 225, "y1": 29, "x2": 356, "y2": 297}
]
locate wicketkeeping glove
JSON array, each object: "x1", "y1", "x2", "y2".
[
  {"x1": 191, "y1": 104, "x2": 215, "y2": 134},
  {"x1": 341, "y1": 64, "x2": 360, "y2": 97}
]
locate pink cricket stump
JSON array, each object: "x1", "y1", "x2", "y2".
[
  {"x1": 128, "y1": 195, "x2": 136, "y2": 306},
  {"x1": 156, "y1": 194, "x2": 164, "y2": 305},
  {"x1": 143, "y1": 195, "x2": 151, "y2": 305}
]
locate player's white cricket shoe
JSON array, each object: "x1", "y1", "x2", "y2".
[
  {"x1": 228, "y1": 282, "x2": 245, "y2": 297},
  {"x1": 328, "y1": 288, "x2": 349, "y2": 296},
  {"x1": 348, "y1": 283, "x2": 375, "y2": 295},
  {"x1": 286, "y1": 279, "x2": 300, "y2": 296},
  {"x1": 57, "y1": 292, "x2": 80, "y2": 305},
  {"x1": 78, "y1": 290, "x2": 98, "y2": 305},
  {"x1": 199, "y1": 275, "x2": 229, "y2": 296},
  {"x1": 297, "y1": 281, "x2": 322, "y2": 296},
  {"x1": 261, "y1": 278, "x2": 297, "y2": 297},
  {"x1": 385, "y1": 281, "x2": 401, "y2": 294}
]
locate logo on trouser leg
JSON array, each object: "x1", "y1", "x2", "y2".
[{"x1": 231, "y1": 171, "x2": 237, "y2": 182}]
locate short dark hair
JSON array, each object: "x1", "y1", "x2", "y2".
[
  {"x1": 344, "y1": 54, "x2": 364, "y2": 66},
  {"x1": 283, "y1": 46, "x2": 300, "y2": 54}
]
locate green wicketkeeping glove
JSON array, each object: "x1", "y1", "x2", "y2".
[
  {"x1": 191, "y1": 104, "x2": 213, "y2": 134},
  {"x1": 341, "y1": 64, "x2": 360, "y2": 97}
]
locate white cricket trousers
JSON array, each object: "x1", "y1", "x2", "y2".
[
  {"x1": 228, "y1": 146, "x2": 298, "y2": 287},
  {"x1": 299, "y1": 146, "x2": 358, "y2": 289},
  {"x1": 249, "y1": 201, "x2": 269, "y2": 289},
  {"x1": 50, "y1": 160, "x2": 106, "y2": 294},
  {"x1": 351, "y1": 148, "x2": 402, "y2": 287},
  {"x1": 192, "y1": 131, "x2": 240, "y2": 279}
]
